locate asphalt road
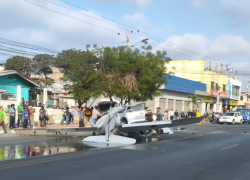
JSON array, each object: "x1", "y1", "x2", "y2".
[{"x1": 1, "y1": 124, "x2": 250, "y2": 180}]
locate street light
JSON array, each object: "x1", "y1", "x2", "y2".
[{"x1": 131, "y1": 38, "x2": 149, "y2": 47}]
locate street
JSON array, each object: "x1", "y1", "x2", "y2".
[{"x1": 0, "y1": 124, "x2": 250, "y2": 180}]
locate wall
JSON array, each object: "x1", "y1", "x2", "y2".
[
  {"x1": 166, "y1": 60, "x2": 228, "y2": 93},
  {"x1": 228, "y1": 78, "x2": 242, "y2": 100},
  {"x1": 0, "y1": 74, "x2": 36, "y2": 102},
  {"x1": 165, "y1": 75, "x2": 206, "y2": 94}
]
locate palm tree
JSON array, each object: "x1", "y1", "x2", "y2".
[{"x1": 187, "y1": 94, "x2": 202, "y2": 110}]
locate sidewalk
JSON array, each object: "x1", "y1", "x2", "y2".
[{"x1": 0, "y1": 121, "x2": 92, "y2": 135}]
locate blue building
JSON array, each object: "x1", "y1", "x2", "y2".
[
  {"x1": 138, "y1": 75, "x2": 208, "y2": 113},
  {"x1": 0, "y1": 70, "x2": 39, "y2": 103}
]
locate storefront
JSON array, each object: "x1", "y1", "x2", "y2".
[{"x1": 229, "y1": 100, "x2": 238, "y2": 111}]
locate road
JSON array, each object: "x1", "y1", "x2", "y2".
[{"x1": 0, "y1": 124, "x2": 250, "y2": 180}]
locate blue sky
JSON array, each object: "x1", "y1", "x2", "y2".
[{"x1": 0, "y1": 0, "x2": 250, "y2": 89}]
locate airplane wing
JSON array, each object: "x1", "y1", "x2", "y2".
[{"x1": 120, "y1": 116, "x2": 204, "y2": 133}]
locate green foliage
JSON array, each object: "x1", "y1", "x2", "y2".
[
  {"x1": 32, "y1": 54, "x2": 55, "y2": 87},
  {"x1": 56, "y1": 45, "x2": 173, "y2": 104},
  {"x1": 187, "y1": 94, "x2": 202, "y2": 109},
  {"x1": 5, "y1": 56, "x2": 32, "y2": 78}
]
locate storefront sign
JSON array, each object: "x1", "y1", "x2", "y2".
[
  {"x1": 210, "y1": 90, "x2": 218, "y2": 97},
  {"x1": 210, "y1": 90, "x2": 227, "y2": 98},
  {"x1": 203, "y1": 97, "x2": 214, "y2": 103},
  {"x1": 219, "y1": 92, "x2": 227, "y2": 98},
  {"x1": 230, "y1": 100, "x2": 238, "y2": 106}
]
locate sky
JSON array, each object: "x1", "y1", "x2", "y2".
[{"x1": 0, "y1": 0, "x2": 250, "y2": 89}]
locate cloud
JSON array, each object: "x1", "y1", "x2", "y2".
[
  {"x1": 92, "y1": 0, "x2": 152, "y2": 8},
  {"x1": 123, "y1": 13, "x2": 148, "y2": 25},
  {"x1": 209, "y1": 35, "x2": 250, "y2": 56},
  {"x1": 0, "y1": 0, "x2": 124, "y2": 56},
  {"x1": 189, "y1": 0, "x2": 206, "y2": 8},
  {"x1": 219, "y1": 0, "x2": 250, "y2": 26},
  {"x1": 155, "y1": 33, "x2": 250, "y2": 60}
]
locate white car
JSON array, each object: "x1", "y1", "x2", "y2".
[
  {"x1": 118, "y1": 103, "x2": 145, "y2": 124},
  {"x1": 219, "y1": 112, "x2": 243, "y2": 125}
]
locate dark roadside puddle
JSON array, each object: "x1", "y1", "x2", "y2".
[
  {"x1": 0, "y1": 135, "x2": 168, "y2": 161},
  {"x1": 0, "y1": 137, "x2": 98, "y2": 161}
]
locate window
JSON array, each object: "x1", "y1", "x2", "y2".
[
  {"x1": 223, "y1": 85, "x2": 227, "y2": 92},
  {"x1": 211, "y1": 82, "x2": 215, "y2": 90},
  {"x1": 241, "y1": 96, "x2": 243, "y2": 100},
  {"x1": 216, "y1": 83, "x2": 219, "y2": 91}
]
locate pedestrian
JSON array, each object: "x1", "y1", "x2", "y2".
[
  {"x1": 0, "y1": 106, "x2": 7, "y2": 135},
  {"x1": 174, "y1": 110, "x2": 179, "y2": 120},
  {"x1": 84, "y1": 107, "x2": 92, "y2": 125},
  {"x1": 169, "y1": 109, "x2": 174, "y2": 120},
  {"x1": 79, "y1": 107, "x2": 86, "y2": 127},
  {"x1": 29, "y1": 107, "x2": 35, "y2": 128},
  {"x1": 24, "y1": 102, "x2": 31, "y2": 127},
  {"x1": 196, "y1": 110, "x2": 201, "y2": 117},
  {"x1": 181, "y1": 111, "x2": 186, "y2": 118},
  {"x1": 153, "y1": 107, "x2": 163, "y2": 137},
  {"x1": 72, "y1": 106, "x2": 80, "y2": 125},
  {"x1": 90, "y1": 103, "x2": 105, "y2": 126},
  {"x1": 187, "y1": 109, "x2": 192, "y2": 118},
  {"x1": 69, "y1": 106, "x2": 73, "y2": 124},
  {"x1": 4, "y1": 105, "x2": 10, "y2": 126},
  {"x1": 47, "y1": 106, "x2": 53, "y2": 125},
  {"x1": 17, "y1": 102, "x2": 23, "y2": 127},
  {"x1": 8, "y1": 104, "x2": 15, "y2": 129},
  {"x1": 39, "y1": 108, "x2": 47, "y2": 128},
  {"x1": 163, "y1": 110, "x2": 168, "y2": 120},
  {"x1": 65, "y1": 107, "x2": 71, "y2": 125},
  {"x1": 23, "y1": 107, "x2": 29, "y2": 128}
]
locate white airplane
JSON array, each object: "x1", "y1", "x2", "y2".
[{"x1": 81, "y1": 106, "x2": 203, "y2": 145}]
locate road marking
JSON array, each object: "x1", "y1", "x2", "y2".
[{"x1": 220, "y1": 144, "x2": 239, "y2": 151}]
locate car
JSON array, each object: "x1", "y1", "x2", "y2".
[
  {"x1": 219, "y1": 112, "x2": 243, "y2": 125},
  {"x1": 236, "y1": 108, "x2": 250, "y2": 124},
  {"x1": 118, "y1": 103, "x2": 145, "y2": 124}
]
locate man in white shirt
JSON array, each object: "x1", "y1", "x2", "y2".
[{"x1": 47, "y1": 106, "x2": 53, "y2": 125}]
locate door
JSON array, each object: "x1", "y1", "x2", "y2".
[{"x1": 126, "y1": 103, "x2": 145, "y2": 124}]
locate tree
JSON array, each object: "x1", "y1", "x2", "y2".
[
  {"x1": 187, "y1": 94, "x2": 202, "y2": 110},
  {"x1": 5, "y1": 56, "x2": 32, "y2": 78},
  {"x1": 57, "y1": 44, "x2": 173, "y2": 105},
  {"x1": 32, "y1": 54, "x2": 55, "y2": 88}
]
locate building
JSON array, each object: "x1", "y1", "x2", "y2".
[
  {"x1": 238, "y1": 92, "x2": 250, "y2": 108},
  {"x1": 0, "y1": 70, "x2": 39, "y2": 107},
  {"x1": 165, "y1": 60, "x2": 241, "y2": 112},
  {"x1": 50, "y1": 68, "x2": 64, "y2": 83}
]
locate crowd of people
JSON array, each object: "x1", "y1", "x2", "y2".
[{"x1": 0, "y1": 102, "x2": 56, "y2": 134}]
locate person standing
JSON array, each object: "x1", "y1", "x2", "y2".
[
  {"x1": 47, "y1": 106, "x2": 53, "y2": 125},
  {"x1": 69, "y1": 106, "x2": 73, "y2": 124},
  {"x1": 90, "y1": 103, "x2": 105, "y2": 126},
  {"x1": 29, "y1": 107, "x2": 35, "y2": 128},
  {"x1": 174, "y1": 110, "x2": 179, "y2": 120},
  {"x1": 24, "y1": 102, "x2": 31, "y2": 127},
  {"x1": 169, "y1": 109, "x2": 174, "y2": 120},
  {"x1": 72, "y1": 106, "x2": 80, "y2": 125},
  {"x1": 163, "y1": 110, "x2": 168, "y2": 120},
  {"x1": 39, "y1": 108, "x2": 46, "y2": 128},
  {"x1": 9, "y1": 104, "x2": 15, "y2": 129},
  {"x1": 79, "y1": 107, "x2": 86, "y2": 127},
  {"x1": 0, "y1": 106, "x2": 7, "y2": 135},
  {"x1": 4, "y1": 105, "x2": 10, "y2": 126},
  {"x1": 22, "y1": 107, "x2": 29, "y2": 128},
  {"x1": 17, "y1": 102, "x2": 23, "y2": 128},
  {"x1": 153, "y1": 107, "x2": 163, "y2": 137},
  {"x1": 65, "y1": 107, "x2": 71, "y2": 125},
  {"x1": 181, "y1": 111, "x2": 186, "y2": 119}
]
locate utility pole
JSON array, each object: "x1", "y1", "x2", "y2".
[{"x1": 118, "y1": 30, "x2": 139, "y2": 49}]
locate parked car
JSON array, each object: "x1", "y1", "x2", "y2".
[
  {"x1": 118, "y1": 103, "x2": 145, "y2": 124},
  {"x1": 236, "y1": 108, "x2": 250, "y2": 124},
  {"x1": 219, "y1": 112, "x2": 243, "y2": 125}
]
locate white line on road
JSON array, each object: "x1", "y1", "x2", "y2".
[{"x1": 220, "y1": 144, "x2": 239, "y2": 151}]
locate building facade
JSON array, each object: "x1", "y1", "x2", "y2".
[{"x1": 165, "y1": 60, "x2": 241, "y2": 112}]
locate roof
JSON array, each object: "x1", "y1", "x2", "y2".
[{"x1": 0, "y1": 70, "x2": 39, "y2": 87}]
